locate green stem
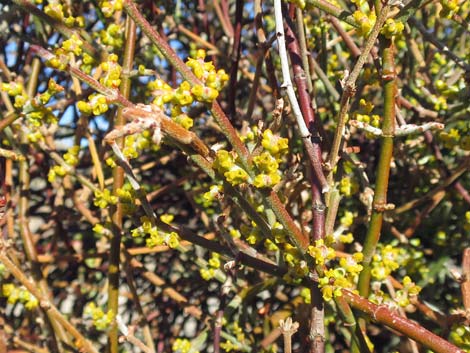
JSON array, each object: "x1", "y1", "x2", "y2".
[
  {"x1": 357, "y1": 40, "x2": 396, "y2": 298},
  {"x1": 334, "y1": 296, "x2": 370, "y2": 353},
  {"x1": 107, "y1": 16, "x2": 136, "y2": 353},
  {"x1": 326, "y1": 5, "x2": 390, "y2": 178}
]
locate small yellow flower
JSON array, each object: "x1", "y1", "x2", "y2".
[
  {"x1": 224, "y1": 166, "x2": 249, "y2": 186},
  {"x1": 160, "y1": 214, "x2": 174, "y2": 224},
  {"x1": 261, "y1": 129, "x2": 288, "y2": 156}
]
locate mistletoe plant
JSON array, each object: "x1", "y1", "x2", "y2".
[{"x1": 0, "y1": 0, "x2": 469, "y2": 353}]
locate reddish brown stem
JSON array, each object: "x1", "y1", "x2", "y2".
[
  {"x1": 285, "y1": 11, "x2": 326, "y2": 353},
  {"x1": 343, "y1": 290, "x2": 465, "y2": 353}
]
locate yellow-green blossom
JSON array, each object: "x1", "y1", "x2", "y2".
[
  {"x1": 261, "y1": 129, "x2": 288, "y2": 157},
  {"x1": 307, "y1": 239, "x2": 336, "y2": 265},
  {"x1": 84, "y1": 302, "x2": 115, "y2": 330}
]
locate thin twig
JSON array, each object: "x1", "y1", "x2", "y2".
[
  {"x1": 326, "y1": 4, "x2": 391, "y2": 175},
  {"x1": 273, "y1": 0, "x2": 329, "y2": 193},
  {"x1": 279, "y1": 317, "x2": 299, "y2": 353},
  {"x1": 0, "y1": 241, "x2": 99, "y2": 353}
]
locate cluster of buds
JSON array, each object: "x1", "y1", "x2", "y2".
[
  {"x1": 1, "y1": 79, "x2": 63, "y2": 142},
  {"x1": 199, "y1": 252, "x2": 221, "y2": 281},
  {"x1": 353, "y1": 10, "x2": 376, "y2": 37},
  {"x1": 381, "y1": 18, "x2": 405, "y2": 39},
  {"x1": 100, "y1": 54, "x2": 122, "y2": 89},
  {"x1": 318, "y1": 265, "x2": 360, "y2": 301},
  {"x1": 100, "y1": 0, "x2": 123, "y2": 18},
  {"x1": 370, "y1": 244, "x2": 405, "y2": 280},
  {"x1": 213, "y1": 128, "x2": 288, "y2": 188},
  {"x1": 172, "y1": 338, "x2": 199, "y2": 353},
  {"x1": 100, "y1": 23, "x2": 124, "y2": 49},
  {"x1": 213, "y1": 149, "x2": 249, "y2": 186},
  {"x1": 352, "y1": 99, "x2": 381, "y2": 130},
  {"x1": 440, "y1": 127, "x2": 470, "y2": 151},
  {"x1": 220, "y1": 322, "x2": 246, "y2": 352},
  {"x1": 44, "y1": 0, "x2": 85, "y2": 27},
  {"x1": 440, "y1": 0, "x2": 459, "y2": 18},
  {"x1": 394, "y1": 276, "x2": 421, "y2": 307},
  {"x1": 185, "y1": 49, "x2": 229, "y2": 102},
  {"x1": 48, "y1": 145, "x2": 81, "y2": 182},
  {"x1": 62, "y1": 34, "x2": 83, "y2": 56},
  {"x1": 84, "y1": 302, "x2": 115, "y2": 330},
  {"x1": 131, "y1": 215, "x2": 180, "y2": 249},
  {"x1": 308, "y1": 239, "x2": 364, "y2": 301},
  {"x1": 2, "y1": 283, "x2": 39, "y2": 310},
  {"x1": 93, "y1": 188, "x2": 118, "y2": 209},
  {"x1": 77, "y1": 93, "x2": 110, "y2": 116}
]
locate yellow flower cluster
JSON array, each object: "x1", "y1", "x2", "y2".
[
  {"x1": 370, "y1": 244, "x2": 404, "y2": 280},
  {"x1": 307, "y1": 239, "x2": 364, "y2": 301},
  {"x1": 100, "y1": 54, "x2": 122, "y2": 89},
  {"x1": 186, "y1": 49, "x2": 229, "y2": 102},
  {"x1": 142, "y1": 49, "x2": 228, "y2": 131},
  {"x1": 202, "y1": 184, "x2": 223, "y2": 205},
  {"x1": 93, "y1": 188, "x2": 118, "y2": 209},
  {"x1": 440, "y1": 127, "x2": 470, "y2": 151},
  {"x1": 62, "y1": 34, "x2": 83, "y2": 56},
  {"x1": 261, "y1": 129, "x2": 289, "y2": 156},
  {"x1": 115, "y1": 185, "x2": 137, "y2": 215},
  {"x1": 84, "y1": 302, "x2": 115, "y2": 330},
  {"x1": 43, "y1": 0, "x2": 85, "y2": 27},
  {"x1": 307, "y1": 239, "x2": 336, "y2": 266},
  {"x1": 48, "y1": 145, "x2": 80, "y2": 182},
  {"x1": 80, "y1": 53, "x2": 95, "y2": 74},
  {"x1": 200, "y1": 252, "x2": 221, "y2": 281},
  {"x1": 213, "y1": 150, "x2": 249, "y2": 186},
  {"x1": 100, "y1": 0, "x2": 123, "y2": 18},
  {"x1": 2, "y1": 283, "x2": 39, "y2": 310},
  {"x1": 220, "y1": 322, "x2": 246, "y2": 352},
  {"x1": 353, "y1": 99, "x2": 381, "y2": 128},
  {"x1": 339, "y1": 176, "x2": 359, "y2": 196},
  {"x1": 122, "y1": 131, "x2": 154, "y2": 160},
  {"x1": 381, "y1": 19, "x2": 404, "y2": 39},
  {"x1": 131, "y1": 215, "x2": 180, "y2": 249},
  {"x1": 394, "y1": 276, "x2": 421, "y2": 307},
  {"x1": 353, "y1": 10, "x2": 376, "y2": 37},
  {"x1": 213, "y1": 129, "x2": 288, "y2": 188},
  {"x1": 318, "y1": 260, "x2": 361, "y2": 302},
  {"x1": 172, "y1": 338, "x2": 199, "y2": 353},
  {"x1": 77, "y1": 93, "x2": 109, "y2": 116},
  {"x1": 440, "y1": 0, "x2": 459, "y2": 18},
  {"x1": 1, "y1": 79, "x2": 62, "y2": 142},
  {"x1": 100, "y1": 23, "x2": 124, "y2": 48}
]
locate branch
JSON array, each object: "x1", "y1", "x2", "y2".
[
  {"x1": 0, "y1": 241, "x2": 100, "y2": 353},
  {"x1": 273, "y1": 0, "x2": 329, "y2": 193},
  {"x1": 343, "y1": 290, "x2": 465, "y2": 353}
]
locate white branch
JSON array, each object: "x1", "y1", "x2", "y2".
[
  {"x1": 395, "y1": 122, "x2": 444, "y2": 136},
  {"x1": 349, "y1": 120, "x2": 383, "y2": 136},
  {"x1": 273, "y1": 0, "x2": 310, "y2": 138}
]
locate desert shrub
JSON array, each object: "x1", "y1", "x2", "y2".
[{"x1": 0, "y1": 0, "x2": 469, "y2": 353}]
